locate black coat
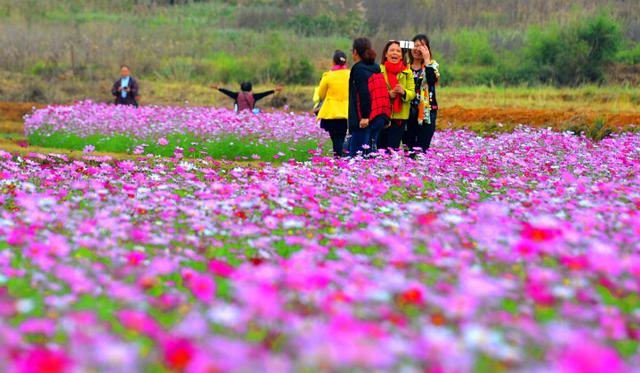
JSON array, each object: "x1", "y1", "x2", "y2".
[
  {"x1": 348, "y1": 61, "x2": 381, "y2": 131},
  {"x1": 111, "y1": 77, "x2": 139, "y2": 107}
]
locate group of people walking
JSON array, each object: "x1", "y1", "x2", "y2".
[{"x1": 315, "y1": 35, "x2": 440, "y2": 157}]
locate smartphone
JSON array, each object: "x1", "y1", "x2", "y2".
[{"x1": 399, "y1": 40, "x2": 415, "y2": 50}]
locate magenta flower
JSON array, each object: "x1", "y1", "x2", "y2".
[
  {"x1": 187, "y1": 273, "x2": 216, "y2": 303},
  {"x1": 14, "y1": 346, "x2": 71, "y2": 373}
]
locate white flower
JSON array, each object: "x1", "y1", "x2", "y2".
[{"x1": 16, "y1": 299, "x2": 35, "y2": 313}]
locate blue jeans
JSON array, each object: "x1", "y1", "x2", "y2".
[
  {"x1": 349, "y1": 126, "x2": 370, "y2": 157},
  {"x1": 368, "y1": 116, "x2": 386, "y2": 154},
  {"x1": 349, "y1": 116, "x2": 387, "y2": 157}
]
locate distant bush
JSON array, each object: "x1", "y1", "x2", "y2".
[
  {"x1": 616, "y1": 43, "x2": 640, "y2": 65},
  {"x1": 523, "y1": 13, "x2": 623, "y2": 85},
  {"x1": 453, "y1": 31, "x2": 497, "y2": 66},
  {"x1": 265, "y1": 57, "x2": 315, "y2": 85}
]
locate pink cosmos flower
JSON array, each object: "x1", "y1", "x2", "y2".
[
  {"x1": 207, "y1": 259, "x2": 234, "y2": 278},
  {"x1": 19, "y1": 318, "x2": 56, "y2": 338},
  {"x1": 556, "y1": 338, "x2": 625, "y2": 373},
  {"x1": 163, "y1": 337, "x2": 195, "y2": 372},
  {"x1": 14, "y1": 346, "x2": 71, "y2": 373},
  {"x1": 188, "y1": 273, "x2": 216, "y2": 303}
]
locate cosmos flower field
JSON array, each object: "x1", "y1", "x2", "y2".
[
  {"x1": 1, "y1": 105, "x2": 640, "y2": 372},
  {"x1": 25, "y1": 102, "x2": 326, "y2": 160}
]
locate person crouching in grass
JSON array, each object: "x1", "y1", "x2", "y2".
[
  {"x1": 377, "y1": 41, "x2": 415, "y2": 152},
  {"x1": 316, "y1": 50, "x2": 350, "y2": 157},
  {"x1": 111, "y1": 65, "x2": 140, "y2": 107}
]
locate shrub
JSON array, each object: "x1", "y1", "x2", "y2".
[
  {"x1": 452, "y1": 30, "x2": 497, "y2": 66},
  {"x1": 523, "y1": 13, "x2": 623, "y2": 85},
  {"x1": 616, "y1": 43, "x2": 640, "y2": 65}
]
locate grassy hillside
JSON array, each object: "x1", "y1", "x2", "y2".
[{"x1": 0, "y1": 0, "x2": 639, "y2": 105}]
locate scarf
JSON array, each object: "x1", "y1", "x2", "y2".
[
  {"x1": 384, "y1": 61, "x2": 406, "y2": 113},
  {"x1": 413, "y1": 65, "x2": 429, "y2": 123},
  {"x1": 121, "y1": 76, "x2": 130, "y2": 99},
  {"x1": 331, "y1": 64, "x2": 348, "y2": 71}
]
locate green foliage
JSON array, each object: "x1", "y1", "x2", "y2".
[
  {"x1": 453, "y1": 31, "x2": 497, "y2": 66},
  {"x1": 616, "y1": 43, "x2": 640, "y2": 64},
  {"x1": 522, "y1": 13, "x2": 623, "y2": 85},
  {"x1": 0, "y1": 1, "x2": 638, "y2": 90},
  {"x1": 27, "y1": 131, "x2": 326, "y2": 161}
]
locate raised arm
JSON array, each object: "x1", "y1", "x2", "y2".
[
  {"x1": 217, "y1": 88, "x2": 239, "y2": 100},
  {"x1": 253, "y1": 90, "x2": 275, "y2": 102},
  {"x1": 425, "y1": 62, "x2": 440, "y2": 86},
  {"x1": 254, "y1": 85, "x2": 283, "y2": 102}
]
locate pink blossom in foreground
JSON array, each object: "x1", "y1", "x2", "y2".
[{"x1": 0, "y1": 126, "x2": 639, "y2": 371}]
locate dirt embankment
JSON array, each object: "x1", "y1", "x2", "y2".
[
  {"x1": 440, "y1": 106, "x2": 640, "y2": 128},
  {"x1": 0, "y1": 102, "x2": 45, "y2": 122}
]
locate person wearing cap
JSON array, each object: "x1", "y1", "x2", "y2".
[{"x1": 315, "y1": 50, "x2": 350, "y2": 157}]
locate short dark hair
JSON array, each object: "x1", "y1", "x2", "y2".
[
  {"x1": 352, "y1": 37, "x2": 377, "y2": 64},
  {"x1": 120, "y1": 64, "x2": 130, "y2": 70},
  {"x1": 240, "y1": 82, "x2": 253, "y2": 92},
  {"x1": 333, "y1": 50, "x2": 347, "y2": 66}
]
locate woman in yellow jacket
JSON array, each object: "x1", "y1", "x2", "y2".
[
  {"x1": 377, "y1": 41, "x2": 416, "y2": 151},
  {"x1": 315, "y1": 50, "x2": 350, "y2": 157}
]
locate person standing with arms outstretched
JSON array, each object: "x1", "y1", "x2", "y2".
[
  {"x1": 111, "y1": 65, "x2": 139, "y2": 107},
  {"x1": 212, "y1": 82, "x2": 283, "y2": 112}
]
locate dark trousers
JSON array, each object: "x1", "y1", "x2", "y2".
[
  {"x1": 377, "y1": 120, "x2": 405, "y2": 151},
  {"x1": 321, "y1": 119, "x2": 348, "y2": 157},
  {"x1": 349, "y1": 116, "x2": 387, "y2": 157},
  {"x1": 403, "y1": 110, "x2": 437, "y2": 153},
  {"x1": 115, "y1": 97, "x2": 138, "y2": 107},
  {"x1": 368, "y1": 116, "x2": 385, "y2": 154}
]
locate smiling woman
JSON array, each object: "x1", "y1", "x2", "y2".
[{"x1": 378, "y1": 41, "x2": 415, "y2": 151}]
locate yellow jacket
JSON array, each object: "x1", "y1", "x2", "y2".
[
  {"x1": 316, "y1": 69, "x2": 350, "y2": 120},
  {"x1": 380, "y1": 65, "x2": 416, "y2": 120}
]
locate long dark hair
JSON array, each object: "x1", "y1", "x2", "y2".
[
  {"x1": 352, "y1": 37, "x2": 377, "y2": 64},
  {"x1": 380, "y1": 40, "x2": 404, "y2": 64},
  {"x1": 409, "y1": 34, "x2": 433, "y2": 64}
]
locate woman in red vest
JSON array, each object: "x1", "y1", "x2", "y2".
[{"x1": 212, "y1": 82, "x2": 283, "y2": 112}]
